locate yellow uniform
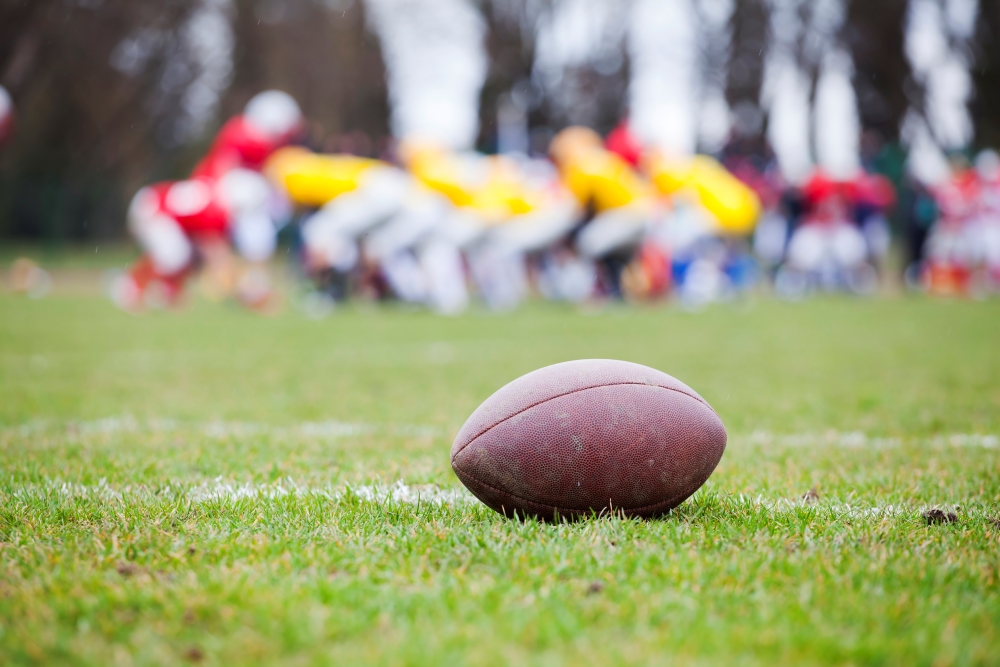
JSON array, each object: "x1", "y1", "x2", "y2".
[
  {"x1": 266, "y1": 147, "x2": 384, "y2": 208},
  {"x1": 548, "y1": 126, "x2": 654, "y2": 214},
  {"x1": 406, "y1": 147, "x2": 542, "y2": 225},
  {"x1": 560, "y1": 149, "x2": 652, "y2": 212},
  {"x1": 646, "y1": 154, "x2": 761, "y2": 235},
  {"x1": 546, "y1": 128, "x2": 657, "y2": 259}
]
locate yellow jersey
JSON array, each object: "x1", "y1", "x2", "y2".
[
  {"x1": 560, "y1": 149, "x2": 652, "y2": 213},
  {"x1": 266, "y1": 147, "x2": 383, "y2": 208},
  {"x1": 408, "y1": 149, "x2": 544, "y2": 225},
  {"x1": 646, "y1": 154, "x2": 761, "y2": 234}
]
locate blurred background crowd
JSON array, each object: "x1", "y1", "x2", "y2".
[{"x1": 2, "y1": 0, "x2": 1000, "y2": 312}]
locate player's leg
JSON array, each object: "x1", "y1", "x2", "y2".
[
  {"x1": 418, "y1": 239, "x2": 469, "y2": 314},
  {"x1": 488, "y1": 200, "x2": 580, "y2": 255},
  {"x1": 194, "y1": 233, "x2": 239, "y2": 302},
  {"x1": 300, "y1": 168, "x2": 411, "y2": 295},
  {"x1": 786, "y1": 224, "x2": 826, "y2": 273},
  {"x1": 466, "y1": 240, "x2": 527, "y2": 310},
  {"x1": 230, "y1": 208, "x2": 281, "y2": 312},
  {"x1": 575, "y1": 205, "x2": 649, "y2": 260},
  {"x1": 112, "y1": 187, "x2": 194, "y2": 311},
  {"x1": 365, "y1": 190, "x2": 448, "y2": 263}
]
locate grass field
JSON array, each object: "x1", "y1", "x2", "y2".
[{"x1": 1, "y1": 287, "x2": 999, "y2": 665}]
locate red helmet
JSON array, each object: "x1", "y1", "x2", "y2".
[
  {"x1": 604, "y1": 120, "x2": 644, "y2": 167},
  {"x1": 802, "y1": 170, "x2": 844, "y2": 204}
]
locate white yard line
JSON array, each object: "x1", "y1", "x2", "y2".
[
  {"x1": 3, "y1": 478, "x2": 476, "y2": 506},
  {"x1": 0, "y1": 417, "x2": 444, "y2": 440},
  {"x1": 4, "y1": 478, "x2": 989, "y2": 522},
  {"x1": 737, "y1": 430, "x2": 998, "y2": 449}
]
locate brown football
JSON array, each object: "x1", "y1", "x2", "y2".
[{"x1": 451, "y1": 359, "x2": 727, "y2": 520}]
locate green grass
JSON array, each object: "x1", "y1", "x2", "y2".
[{"x1": 1, "y1": 292, "x2": 998, "y2": 666}]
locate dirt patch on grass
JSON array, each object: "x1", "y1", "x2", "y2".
[
  {"x1": 115, "y1": 561, "x2": 142, "y2": 577},
  {"x1": 922, "y1": 509, "x2": 958, "y2": 525},
  {"x1": 182, "y1": 646, "x2": 204, "y2": 662}
]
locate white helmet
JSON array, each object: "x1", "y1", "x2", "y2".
[
  {"x1": 975, "y1": 149, "x2": 1000, "y2": 182},
  {"x1": 244, "y1": 90, "x2": 302, "y2": 139}
]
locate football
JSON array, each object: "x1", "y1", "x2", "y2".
[{"x1": 451, "y1": 359, "x2": 727, "y2": 520}]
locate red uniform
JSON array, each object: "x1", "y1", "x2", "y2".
[
  {"x1": 115, "y1": 91, "x2": 302, "y2": 311},
  {"x1": 934, "y1": 169, "x2": 979, "y2": 225},
  {"x1": 144, "y1": 179, "x2": 231, "y2": 238},
  {"x1": 923, "y1": 168, "x2": 980, "y2": 295},
  {"x1": 192, "y1": 116, "x2": 293, "y2": 180}
]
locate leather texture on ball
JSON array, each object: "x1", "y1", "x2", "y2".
[{"x1": 451, "y1": 359, "x2": 727, "y2": 520}]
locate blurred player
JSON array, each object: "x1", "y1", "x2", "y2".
[
  {"x1": 852, "y1": 170, "x2": 895, "y2": 274},
  {"x1": 548, "y1": 126, "x2": 657, "y2": 299},
  {"x1": 111, "y1": 91, "x2": 302, "y2": 312},
  {"x1": 973, "y1": 149, "x2": 1000, "y2": 291},
  {"x1": 922, "y1": 153, "x2": 979, "y2": 296},
  {"x1": 403, "y1": 143, "x2": 580, "y2": 309},
  {"x1": 266, "y1": 146, "x2": 462, "y2": 311},
  {"x1": 776, "y1": 171, "x2": 883, "y2": 297},
  {"x1": 644, "y1": 150, "x2": 761, "y2": 304},
  {"x1": 604, "y1": 120, "x2": 763, "y2": 304},
  {"x1": 272, "y1": 142, "x2": 581, "y2": 313},
  {"x1": 716, "y1": 127, "x2": 790, "y2": 283}
]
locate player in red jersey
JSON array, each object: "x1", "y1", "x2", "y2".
[
  {"x1": 111, "y1": 91, "x2": 302, "y2": 311},
  {"x1": 192, "y1": 91, "x2": 303, "y2": 180},
  {"x1": 971, "y1": 150, "x2": 1000, "y2": 291},
  {"x1": 922, "y1": 153, "x2": 980, "y2": 295},
  {"x1": 778, "y1": 170, "x2": 889, "y2": 296}
]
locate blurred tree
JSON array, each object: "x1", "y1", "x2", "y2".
[
  {"x1": 477, "y1": 0, "x2": 628, "y2": 151},
  {"x1": 0, "y1": 0, "x2": 202, "y2": 240},
  {"x1": 726, "y1": 0, "x2": 769, "y2": 113},
  {"x1": 0, "y1": 0, "x2": 390, "y2": 242},
  {"x1": 3, "y1": 0, "x2": 999, "y2": 242},
  {"x1": 971, "y1": 0, "x2": 1000, "y2": 150},
  {"x1": 223, "y1": 0, "x2": 389, "y2": 153},
  {"x1": 476, "y1": 0, "x2": 541, "y2": 152},
  {"x1": 725, "y1": 0, "x2": 770, "y2": 149},
  {"x1": 844, "y1": 0, "x2": 910, "y2": 143}
]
